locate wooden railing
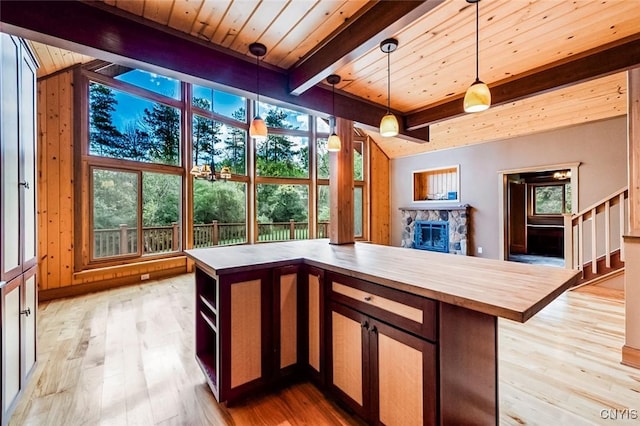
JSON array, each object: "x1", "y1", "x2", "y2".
[
  {"x1": 94, "y1": 221, "x2": 331, "y2": 257},
  {"x1": 564, "y1": 187, "x2": 628, "y2": 277}
]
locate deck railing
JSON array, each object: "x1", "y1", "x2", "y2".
[
  {"x1": 564, "y1": 187, "x2": 628, "y2": 276},
  {"x1": 93, "y1": 220, "x2": 330, "y2": 257}
]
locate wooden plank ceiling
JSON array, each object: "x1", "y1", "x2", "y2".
[{"x1": 10, "y1": 0, "x2": 640, "y2": 158}]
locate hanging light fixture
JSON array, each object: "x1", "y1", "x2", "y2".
[
  {"x1": 379, "y1": 38, "x2": 399, "y2": 137},
  {"x1": 464, "y1": 0, "x2": 491, "y2": 113},
  {"x1": 249, "y1": 42, "x2": 268, "y2": 140},
  {"x1": 326, "y1": 74, "x2": 342, "y2": 152},
  {"x1": 220, "y1": 166, "x2": 232, "y2": 181}
]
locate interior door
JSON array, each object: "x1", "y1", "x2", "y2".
[{"x1": 508, "y1": 181, "x2": 527, "y2": 254}]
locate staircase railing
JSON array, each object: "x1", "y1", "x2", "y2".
[{"x1": 564, "y1": 187, "x2": 628, "y2": 276}]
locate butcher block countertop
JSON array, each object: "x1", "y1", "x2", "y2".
[{"x1": 186, "y1": 239, "x2": 581, "y2": 323}]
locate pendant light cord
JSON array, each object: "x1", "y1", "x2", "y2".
[
  {"x1": 475, "y1": 1, "x2": 479, "y2": 81},
  {"x1": 256, "y1": 54, "x2": 260, "y2": 116},
  {"x1": 387, "y1": 49, "x2": 391, "y2": 113}
]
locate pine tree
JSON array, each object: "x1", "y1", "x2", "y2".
[{"x1": 89, "y1": 83, "x2": 122, "y2": 157}]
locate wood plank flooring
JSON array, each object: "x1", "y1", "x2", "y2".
[{"x1": 9, "y1": 274, "x2": 640, "y2": 425}]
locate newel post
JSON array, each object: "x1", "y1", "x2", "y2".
[
  {"x1": 563, "y1": 214, "x2": 574, "y2": 269},
  {"x1": 623, "y1": 68, "x2": 640, "y2": 369}
]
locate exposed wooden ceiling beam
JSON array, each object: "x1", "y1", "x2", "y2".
[
  {"x1": 288, "y1": 0, "x2": 445, "y2": 96},
  {"x1": 405, "y1": 34, "x2": 640, "y2": 131},
  {"x1": 0, "y1": 0, "x2": 430, "y2": 142}
]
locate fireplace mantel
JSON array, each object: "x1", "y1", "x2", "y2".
[
  {"x1": 400, "y1": 205, "x2": 470, "y2": 254},
  {"x1": 398, "y1": 204, "x2": 469, "y2": 211}
]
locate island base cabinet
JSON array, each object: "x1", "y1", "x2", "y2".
[{"x1": 328, "y1": 301, "x2": 436, "y2": 426}]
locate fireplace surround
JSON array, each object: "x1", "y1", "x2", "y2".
[{"x1": 400, "y1": 205, "x2": 470, "y2": 255}]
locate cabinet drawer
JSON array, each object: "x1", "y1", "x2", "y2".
[{"x1": 328, "y1": 272, "x2": 437, "y2": 342}]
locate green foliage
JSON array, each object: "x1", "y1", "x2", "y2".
[
  {"x1": 534, "y1": 185, "x2": 571, "y2": 214},
  {"x1": 265, "y1": 185, "x2": 307, "y2": 223},
  {"x1": 143, "y1": 173, "x2": 180, "y2": 226},
  {"x1": 193, "y1": 180, "x2": 246, "y2": 224},
  {"x1": 142, "y1": 103, "x2": 181, "y2": 165},
  {"x1": 89, "y1": 84, "x2": 122, "y2": 157},
  {"x1": 92, "y1": 169, "x2": 138, "y2": 229}
]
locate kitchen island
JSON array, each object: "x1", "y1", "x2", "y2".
[{"x1": 186, "y1": 240, "x2": 580, "y2": 426}]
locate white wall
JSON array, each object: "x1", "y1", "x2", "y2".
[{"x1": 390, "y1": 117, "x2": 627, "y2": 259}]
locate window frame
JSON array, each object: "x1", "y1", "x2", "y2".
[{"x1": 76, "y1": 61, "x2": 370, "y2": 270}]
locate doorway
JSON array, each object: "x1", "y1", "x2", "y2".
[{"x1": 498, "y1": 163, "x2": 579, "y2": 267}]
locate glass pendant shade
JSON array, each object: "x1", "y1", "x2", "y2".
[
  {"x1": 190, "y1": 165, "x2": 201, "y2": 175},
  {"x1": 327, "y1": 133, "x2": 341, "y2": 152},
  {"x1": 379, "y1": 112, "x2": 399, "y2": 137},
  {"x1": 464, "y1": 79, "x2": 491, "y2": 113},
  {"x1": 249, "y1": 116, "x2": 267, "y2": 140},
  {"x1": 220, "y1": 166, "x2": 232, "y2": 180}
]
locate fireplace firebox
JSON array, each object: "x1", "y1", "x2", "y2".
[{"x1": 414, "y1": 221, "x2": 449, "y2": 253}]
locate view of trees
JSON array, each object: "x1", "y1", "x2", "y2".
[
  {"x1": 534, "y1": 184, "x2": 571, "y2": 214},
  {"x1": 89, "y1": 74, "x2": 364, "y2": 253}
]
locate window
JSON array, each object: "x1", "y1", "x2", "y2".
[
  {"x1": 81, "y1": 63, "x2": 369, "y2": 269},
  {"x1": 533, "y1": 184, "x2": 571, "y2": 215},
  {"x1": 193, "y1": 84, "x2": 246, "y2": 122},
  {"x1": 316, "y1": 136, "x2": 368, "y2": 240},
  {"x1": 193, "y1": 180, "x2": 247, "y2": 247},
  {"x1": 92, "y1": 168, "x2": 139, "y2": 259},
  {"x1": 91, "y1": 168, "x2": 182, "y2": 260},
  {"x1": 89, "y1": 82, "x2": 181, "y2": 166},
  {"x1": 257, "y1": 184, "x2": 309, "y2": 241}
]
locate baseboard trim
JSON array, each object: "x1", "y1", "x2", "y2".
[
  {"x1": 621, "y1": 345, "x2": 640, "y2": 369},
  {"x1": 39, "y1": 266, "x2": 187, "y2": 301}
]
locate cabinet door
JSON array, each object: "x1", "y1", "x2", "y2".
[
  {"x1": 218, "y1": 269, "x2": 271, "y2": 402},
  {"x1": 2, "y1": 276, "x2": 22, "y2": 414},
  {"x1": 22, "y1": 267, "x2": 37, "y2": 378},
  {"x1": 305, "y1": 266, "x2": 324, "y2": 381},
  {"x1": 273, "y1": 265, "x2": 299, "y2": 375},
  {"x1": 1, "y1": 34, "x2": 21, "y2": 280},
  {"x1": 372, "y1": 320, "x2": 437, "y2": 426},
  {"x1": 20, "y1": 47, "x2": 38, "y2": 270},
  {"x1": 328, "y1": 301, "x2": 369, "y2": 420}
]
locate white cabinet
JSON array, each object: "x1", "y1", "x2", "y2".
[{"x1": 0, "y1": 33, "x2": 38, "y2": 426}]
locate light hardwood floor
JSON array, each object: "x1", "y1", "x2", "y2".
[{"x1": 9, "y1": 274, "x2": 640, "y2": 425}]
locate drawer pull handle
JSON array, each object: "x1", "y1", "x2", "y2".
[
  {"x1": 20, "y1": 308, "x2": 31, "y2": 317},
  {"x1": 364, "y1": 296, "x2": 372, "y2": 302}
]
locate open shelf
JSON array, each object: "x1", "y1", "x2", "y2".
[{"x1": 413, "y1": 165, "x2": 460, "y2": 203}]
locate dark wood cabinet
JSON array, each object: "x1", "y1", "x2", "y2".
[
  {"x1": 195, "y1": 267, "x2": 271, "y2": 402},
  {"x1": 301, "y1": 265, "x2": 325, "y2": 384},
  {"x1": 195, "y1": 264, "x2": 304, "y2": 403},
  {"x1": 326, "y1": 272, "x2": 437, "y2": 426},
  {"x1": 193, "y1": 262, "x2": 498, "y2": 425}
]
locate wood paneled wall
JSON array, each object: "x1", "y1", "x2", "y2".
[
  {"x1": 38, "y1": 69, "x2": 75, "y2": 291},
  {"x1": 36, "y1": 68, "x2": 188, "y2": 300},
  {"x1": 370, "y1": 138, "x2": 390, "y2": 245}
]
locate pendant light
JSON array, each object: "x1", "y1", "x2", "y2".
[
  {"x1": 326, "y1": 74, "x2": 342, "y2": 152},
  {"x1": 249, "y1": 42, "x2": 268, "y2": 140},
  {"x1": 464, "y1": 0, "x2": 491, "y2": 113},
  {"x1": 379, "y1": 38, "x2": 399, "y2": 138}
]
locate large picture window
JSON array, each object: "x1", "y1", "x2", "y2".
[{"x1": 81, "y1": 63, "x2": 369, "y2": 268}]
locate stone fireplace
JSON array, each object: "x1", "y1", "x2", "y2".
[{"x1": 400, "y1": 205, "x2": 470, "y2": 254}]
